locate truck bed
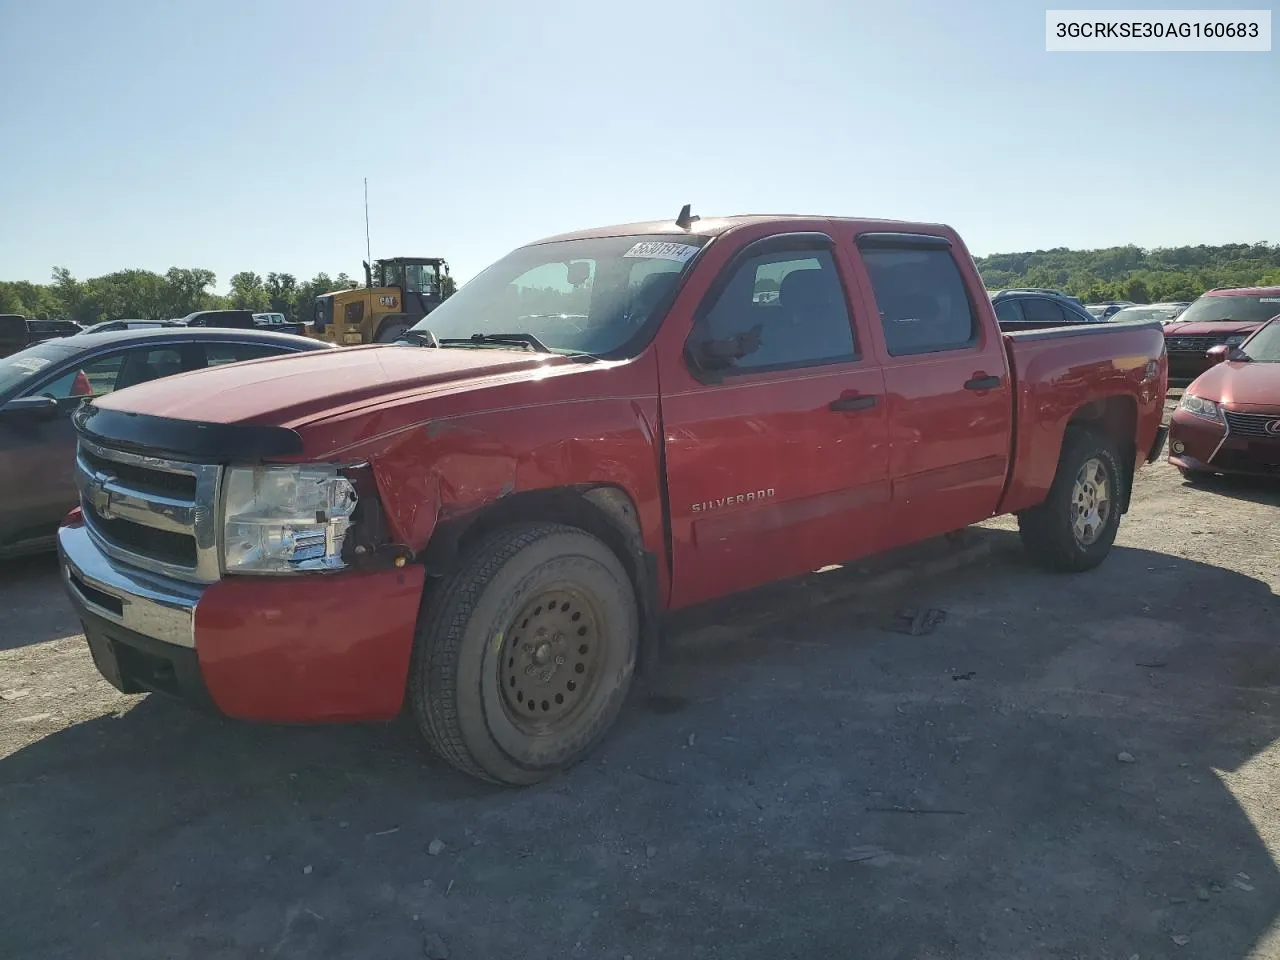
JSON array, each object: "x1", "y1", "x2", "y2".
[{"x1": 998, "y1": 318, "x2": 1167, "y2": 515}]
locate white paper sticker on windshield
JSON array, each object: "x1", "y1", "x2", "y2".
[
  {"x1": 622, "y1": 241, "x2": 699, "y2": 263},
  {"x1": 10, "y1": 357, "x2": 51, "y2": 373}
]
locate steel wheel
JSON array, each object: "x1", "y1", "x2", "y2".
[
  {"x1": 499, "y1": 588, "x2": 603, "y2": 732},
  {"x1": 1071, "y1": 457, "x2": 1111, "y2": 546}
]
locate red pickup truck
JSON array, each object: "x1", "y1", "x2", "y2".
[{"x1": 58, "y1": 213, "x2": 1168, "y2": 784}]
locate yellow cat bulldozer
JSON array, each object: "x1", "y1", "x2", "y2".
[{"x1": 311, "y1": 257, "x2": 453, "y2": 345}]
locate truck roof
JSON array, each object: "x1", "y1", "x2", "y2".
[
  {"x1": 1203, "y1": 285, "x2": 1280, "y2": 297},
  {"x1": 533, "y1": 214, "x2": 954, "y2": 245}
]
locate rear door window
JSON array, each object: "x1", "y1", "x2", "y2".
[
  {"x1": 994, "y1": 299, "x2": 1024, "y2": 324},
  {"x1": 1021, "y1": 298, "x2": 1066, "y2": 324},
  {"x1": 203, "y1": 342, "x2": 287, "y2": 366},
  {"x1": 860, "y1": 248, "x2": 977, "y2": 356}
]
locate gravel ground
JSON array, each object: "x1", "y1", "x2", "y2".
[{"x1": 4, "y1": 411, "x2": 1280, "y2": 959}]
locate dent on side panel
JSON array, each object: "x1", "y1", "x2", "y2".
[{"x1": 365, "y1": 398, "x2": 666, "y2": 558}]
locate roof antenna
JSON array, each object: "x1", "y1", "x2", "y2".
[{"x1": 675, "y1": 203, "x2": 699, "y2": 230}]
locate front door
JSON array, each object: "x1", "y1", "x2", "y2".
[
  {"x1": 854, "y1": 236, "x2": 1012, "y2": 546},
  {"x1": 659, "y1": 233, "x2": 890, "y2": 609}
]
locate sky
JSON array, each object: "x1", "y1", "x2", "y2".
[{"x1": 0, "y1": 0, "x2": 1277, "y2": 290}]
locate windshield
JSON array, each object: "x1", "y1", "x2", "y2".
[
  {"x1": 1174, "y1": 293, "x2": 1280, "y2": 325},
  {"x1": 1085, "y1": 305, "x2": 1108, "y2": 317},
  {"x1": 406, "y1": 235, "x2": 709, "y2": 356},
  {"x1": 1240, "y1": 320, "x2": 1280, "y2": 362},
  {"x1": 0, "y1": 341, "x2": 75, "y2": 397}
]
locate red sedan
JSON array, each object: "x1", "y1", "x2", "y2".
[{"x1": 1169, "y1": 317, "x2": 1280, "y2": 481}]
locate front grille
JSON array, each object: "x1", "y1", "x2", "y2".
[
  {"x1": 1224, "y1": 410, "x2": 1280, "y2": 439},
  {"x1": 88, "y1": 514, "x2": 198, "y2": 567},
  {"x1": 76, "y1": 438, "x2": 221, "y2": 583},
  {"x1": 1165, "y1": 334, "x2": 1223, "y2": 353},
  {"x1": 79, "y1": 447, "x2": 197, "y2": 499}
]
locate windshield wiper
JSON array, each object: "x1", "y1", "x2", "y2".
[
  {"x1": 439, "y1": 332, "x2": 553, "y2": 353},
  {"x1": 398, "y1": 329, "x2": 440, "y2": 347}
]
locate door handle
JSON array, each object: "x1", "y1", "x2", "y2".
[
  {"x1": 829, "y1": 394, "x2": 879, "y2": 412},
  {"x1": 964, "y1": 375, "x2": 1001, "y2": 391}
]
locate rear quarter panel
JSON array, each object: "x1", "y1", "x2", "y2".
[{"x1": 999, "y1": 321, "x2": 1167, "y2": 514}]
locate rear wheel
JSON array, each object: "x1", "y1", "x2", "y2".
[
  {"x1": 409, "y1": 523, "x2": 638, "y2": 785},
  {"x1": 1018, "y1": 429, "x2": 1124, "y2": 573}
]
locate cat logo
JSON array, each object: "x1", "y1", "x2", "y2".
[{"x1": 378, "y1": 295, "x2": 397, "y2": 307}]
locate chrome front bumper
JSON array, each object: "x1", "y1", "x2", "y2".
[{"x1": 58, "y1": 523, "x2": 205, "y2": 649}]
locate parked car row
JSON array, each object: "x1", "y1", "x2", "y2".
[
  {"x1": 2, "y1": 310, "x2": 309, "y2": 350},
  {"x1": 0, "y1": 314, "x2": 83, "y2": 358}
]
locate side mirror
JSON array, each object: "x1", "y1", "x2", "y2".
[
  {"x1": 0, "y1": 395, "x2": 60, "y2": 421},
  {"x1": 687, "y1": 325, "x2": 765, "y2": 373},
  {"x1": 1205, "y1": 344, "x2": 1230, "y2": 364}
]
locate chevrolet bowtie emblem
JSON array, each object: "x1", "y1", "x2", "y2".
[{"x1": 89, "y1": 471, "x2": 115, "y2": 520}]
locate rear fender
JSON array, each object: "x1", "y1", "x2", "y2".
[{"x1": 1066, "y1": 396, "x2": 1138, "y2": 513}]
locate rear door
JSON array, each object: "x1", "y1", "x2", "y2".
[
  {"x1": 852, "y1": 233, "x2": 1012, "y2": 546},
  {"x1": 659, "y1": 230, "x2": 890, "y2": 608}
]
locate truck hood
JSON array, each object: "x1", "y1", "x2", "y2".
[
  {"x1": 92, "y1": 344, "x2": 575, "y2": 428},
  {"x1": 1189, "y1": 360, "x2": 1280, "y2": 408},
  {"x1": 1162, "y1": 320, "x2": 1263, "y2": 337}
]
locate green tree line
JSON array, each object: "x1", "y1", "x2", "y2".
[
  {"x1": 0, "y1": 267, "x2": 363, "y2": 326},
  {"x1": 976, "y1": 241, "x2": 1280, "y2": 303},
  {"x1": 3, "y1": 242, "x2": 1278, "y2": 324}
]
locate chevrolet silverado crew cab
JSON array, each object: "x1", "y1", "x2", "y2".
[{"x1": 58, "y1": 212, "x2": 1168, "y2": 785}]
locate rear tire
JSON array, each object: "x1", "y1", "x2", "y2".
[
  {"x1": 1017, "y1": 428, "x2": 1124, "y2": 573},
  {"x1": 408, "y1": 523, "x2": 638, "y2": 785}
]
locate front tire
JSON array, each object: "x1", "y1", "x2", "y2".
[
  {"x1": 1017, "y1": 428, "x2": 1124, "y2": 573},
  {"x1": 409, "y1": 523, "x2": 638, "y2": 785}
]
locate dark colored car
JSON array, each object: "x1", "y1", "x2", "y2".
[
  {"x1": 1169, "y1": 318, "x2": 1280, "y2": 481},
  {"x1": 0, "y1": 327, "x2": 334, "y2": 559},
  {"x1": 77, "y1": 319, "x2": 182, "y2": 335},
  {"x1": 0, "y1": 315, "x2": 83, "y2": 358},
  {"x1": 991, "y1": 289, "x2": 1099, "y2": 330},
  {"x1": 1161, "y1": 286, "x2": 1280, "y2": 380}
]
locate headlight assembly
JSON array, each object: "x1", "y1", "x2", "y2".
[
  {"x1": 221, "y1": 464, "x2": 359, "y2": 574},
  {"x1": 1178, "y1": 393, "x2": 1223, "y2": 423}
]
